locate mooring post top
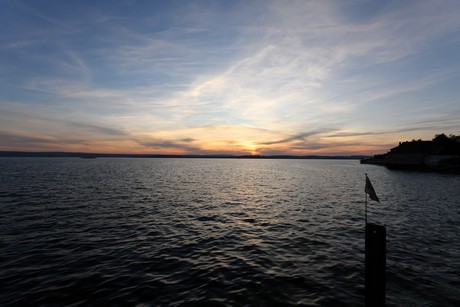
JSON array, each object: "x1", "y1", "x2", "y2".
[
  {"x1": 366, "y1": 222, "x2": 385, "y2": 227},
  {"x1": 366, "y1": 223, "x2": 386, "y2": 229}
]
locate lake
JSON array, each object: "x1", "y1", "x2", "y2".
[{"x1": 1, "y1": 158, "x2": 459, "y2": 306}]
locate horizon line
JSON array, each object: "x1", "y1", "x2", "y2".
[{"x1": 0, "y1": 150, "x2": 369, "y2": 159}]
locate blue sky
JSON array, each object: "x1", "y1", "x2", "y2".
[{"x1": 1, "y1": 0, "x2": 460, "y2": 155}]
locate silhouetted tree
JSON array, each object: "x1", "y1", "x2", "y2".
[
  {"x1": 449, "y1": 134, "x2": 460, "y2": 142},
  {"x1": 433, "y1": 133, "x2": 449, "y2": 143}
]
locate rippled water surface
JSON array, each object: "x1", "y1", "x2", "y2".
[{"x1": 1, "y1": 158, "x2": 459, "y2": 306}]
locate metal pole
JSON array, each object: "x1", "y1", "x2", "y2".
[
  {"x1": 363, "y1": 173, "x2": 386, "y2": 306},
  {"x1": 365, "y1": 193, "x2": 368, "y2": 225},
  {"x1": 365, "y1": 175, "x2": 368, "y2": 225}
]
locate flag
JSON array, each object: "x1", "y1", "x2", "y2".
[{"x1": 365, "y1": 175, "x2": 380, "y2": 203}]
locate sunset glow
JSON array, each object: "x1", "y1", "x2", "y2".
[{"x1": 1, "y1": 0, "x2": 460, "y2": 155}]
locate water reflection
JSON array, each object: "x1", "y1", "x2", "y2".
[{"x1": 0, "y1": 158, "x2": 459, "y2": 305}]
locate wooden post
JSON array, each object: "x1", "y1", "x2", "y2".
[{"x1": 365, "y1": 223, "x2": 386, "y2": 306}]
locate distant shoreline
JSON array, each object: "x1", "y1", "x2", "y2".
[
  {"x1": 359, "y1": 134, "x2": 460, "y2": 174},
  {"x1": 0, "y1": 151, "x2": 368, "y2": 160},
  {"x1": 361, "y1": 158, "x2": 460, "y2": 174}
]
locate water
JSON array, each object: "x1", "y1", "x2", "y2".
[{"x1": 0, "y1": 158, "x2": 459, "y2": 306}]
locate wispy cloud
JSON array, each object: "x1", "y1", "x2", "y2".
[
  {"x1": 140, "y1": 138, "x2": 202, "y2": 153},
  {"x1": 0, "y1": 132, "x2": 56, "y2": 146},
  {"x1": 258, "y1": 129, "x2": 339, "y2": 146},
  {"x1": 1, "y1": 0, "x2": 460, "y2": 154}
]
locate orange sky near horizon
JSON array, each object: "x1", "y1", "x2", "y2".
[{"x1": 0, "y1": 124, "x2": 417, "y2": 156}]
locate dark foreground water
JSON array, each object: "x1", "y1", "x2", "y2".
[{"x1": 0, "y1": 158, "x2": 459, "y2": 306}]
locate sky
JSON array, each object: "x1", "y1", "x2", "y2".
[{"x1": 1, "y1": 0, "x2": 460, "y2": 155}]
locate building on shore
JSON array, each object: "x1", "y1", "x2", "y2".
[{"x1": 362, "y1": 134, "x2": 460, "y2": 173}]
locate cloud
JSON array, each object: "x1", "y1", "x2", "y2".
[
  {"x1": 0, "y1": 132, "x2": 55, "y2": 146},
  {"x1": 140, "y1": 138, "x2": 201, "y2": 152},
  {"x1": 67, "y1": 121, "x2": 128, "y2": 137},
  {"x1": 1, "y1": 1, "x2": 460, "y2": 155},
  {"x1": 163, "y1": 0, "x2": 459, "y2": 135},
  {"x1": 258, "y1": 129, "x2": 338, "y2": 146},
  {"x1": 15, "y1": 0, "x2": 69, "y2": 29},
  {"x1": 0, "y1": 110, "x2": 129, "y2": 146}
]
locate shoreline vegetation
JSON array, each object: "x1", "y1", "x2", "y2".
[
  {"x1": 0, "y1": 151, "x2": 367, "y2": 160},
  {"x1": 361, "y1": 133, "x2": 460, "y2": 174}
]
